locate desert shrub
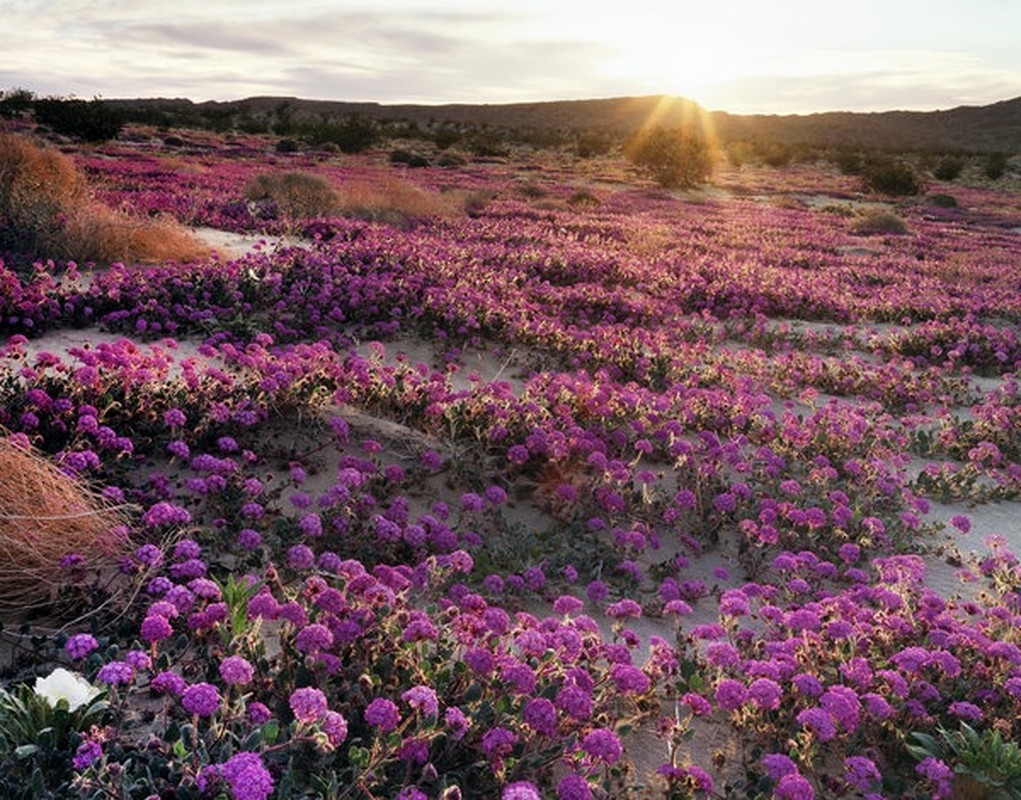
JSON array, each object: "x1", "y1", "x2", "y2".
[
  {"x1": 862, "y1": 159, "x2": 921, "y2": 195},
  {"x1": 851, "y1": 208, "x2": 909, "y2": 235},
  {"x1": 162, "y1": 134, "x2": 185, "y2": 147},
  {"x1": 832, "y1": 150, "x2": 865, "y2": 175},
  {"x1": 389, "y1": 149, "x2": 431, "y2": 168},
  {"x1": 929, "y1": 193, "x2": 958, "y2": 208},
  {"x1": 305, "y1": 114, "x2": 379, "y2": 153},
  {"x1": 0, "y1": 133, "x2": 208, "y2": 262},
  {"x1": 466, "y1": 131, "x2": 510, "y2": 158},
  {"x1": 0, "y1": 87, "x2": 34, "y2": 119},
  {"x1": 985, "y1": 152, "x2": 1008, "y2": 180},
  {"x1": 758, "y1": 141, "x2": 793, "y2": 168},
  {"x1": 432, "y1": 126, "x2": 461, "y2": 150},
  {"x1": 245, "y1": 171, "x2": 341, "y2": 220},
  {"x1": 275, "y1": 138, "x2": 300, "y2": 153},
  {"x1": 31, "y1": 97, "x2": 123, "y2": 142},
  {"x1": 624, "y1": 126, "x2": 713, "y2": 188},
  {"x1": 516, "y1": 181, "x2": 547, "y2": 199},
  {"x1": 933, "y1": 156, "x2": 965, "y2": 181},
  {"x1": 567, "y1": 188, "x2": 601, "y2": 207},
  {"x1": 437, "y1": 152, "x2": 467, "y2": 168},
  {"x1": 575, "y1": 131, "x2": 614, "y2": 158}
]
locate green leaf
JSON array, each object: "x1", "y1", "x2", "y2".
[
  {"x1": 262, "y1": 719, "x2": 279, "y2": 745},
  {"x1": 14, "y1": 743, "x2": 38, "y2": 759},
  {"x1": 172, "y1": 738, "x2": 187, "y2": 759}
]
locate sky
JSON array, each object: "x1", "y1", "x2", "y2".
[{"x1": 3, "y1": 0, "x2": 1019, "y2": 115}]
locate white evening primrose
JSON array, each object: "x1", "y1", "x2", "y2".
[{"x1": 34, "y1": 667, "x2": 101, "y2": 712}]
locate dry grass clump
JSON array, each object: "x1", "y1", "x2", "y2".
[
  {"x1": 0, "y1": 132, "x2": 208, "y2": 264},
  {"x1": 850, "y1": 208, "x2": 909, "y2": 235},
  {"x1": 245, "y1": 171, "x2": 342, "y2": 219},
  {"x1": 337, "y1": 174, "x2": 460, "y2": 224},
  {"x1": 246, "y1": 169, "x2": 463, "y2": 227},
  {"x1": 0, "y1": 437, "x2": 131, "y2": 620}
]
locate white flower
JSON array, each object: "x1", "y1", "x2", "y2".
[{"x1": 34, "y1": 667, "x2": 101, "y2": 712}]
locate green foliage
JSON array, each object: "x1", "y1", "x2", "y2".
[
  {"x1": 933, "y1": 156, "x2": 965, "y2": 181},
  {"x1": 862, "y1": 158, "x2": 921, "y2": 195},
  {"x1": 624, "y1": 126, "x2": 713, "y2": 188},
  {"x1": 929, "y1": 192, "x2": 959, "y2": 208},
  {"x1": 908, "y1": 724, "x2": 1021, "y2": 799},
  {"x1": 985, "y1": 152, "x2": 1008, "y2": 180},
  {"x1": 32, "y1": 97, "x2": 124, "y2": 142},
  {"x1": 832, "y1": 149, "x2": 865, "y2": 175},
  {"x1": 575, "y1": 131, "x2": 615, "y2": 158},
  {"x1": 275, "y1": 137, "x2": 300, "y2": 154},
  {"x1": 0, "y1": 680, "x2": 109, "y2": 797},
  {"x1": 0, "y1": 87, "x2": 35, "y2": 119},
  {"x1": 389, "y1": 149, "x2": 431, "y2": 168},
  {"x1": 305, "y1": 114, "x2": 380, "y2": 153}
]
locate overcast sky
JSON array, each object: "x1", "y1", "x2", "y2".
[{"x1": 3, "y1": 0, "x2": 1019, "y2": 114}]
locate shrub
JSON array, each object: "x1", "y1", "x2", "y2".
[
  {"x1": 389, "y1": 149, "x2": 431, "y2": 168},
  {"x1": 437, "y1": 152, "x2": 467, "y2": 168},
  {"x1": 306, "y1": 114, "x2": 379, "y2": 153},
  {"x1": 31, "y1": 97, "x2": 123, "y2": 142},
  {"x1": 850, "y1": 208, "x2": 909, "y2": 235},
  {"x1": 929, "y1": 193, "x2": 958, "y2": 208},
  {"x1": 575, "y1": 132, "x2": 614, "y2": 158},
  {"x1": 985, "y1": 152, "x2": 1008, "y2": 180},
  {"x1": 567, "y1": 188, "x2": 601, "y2": 207},
  {"x1": 832, "y1": 150, "x2": 864, "y2": 175},
  {"x1": 624, "y1": 126, "x2": 713, "y2": 188},
  {"x1": 275, "y1": 138, "x2": 300, "y2": 153},
  {"x1": 0, "y1": 133, "x2": 208, "y2": 262},
  {"x1": 933, "y1": 156, "x2": 965, "y2": 181},
  {"x1": 862, "y1": 159, "x2": 921, "y2": 196},
  {"x1": 245, "y1": 171, "x2": 341, "y2": 220}
]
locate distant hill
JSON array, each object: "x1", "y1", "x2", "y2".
[{"x1": 105, "y1": 94, "x2": 1021, "y2": 153}]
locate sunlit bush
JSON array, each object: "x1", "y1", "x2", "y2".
[
  {"x1": 862, "y1": 158, "x2": 921, "y2": 196},
  {"x1": 624, "y1": 126, "x2": 713, "y2": 188}
]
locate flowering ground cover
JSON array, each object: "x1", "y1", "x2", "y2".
[{"x1": 1, "y1": 127, "x2": 1020, "y2": 799}]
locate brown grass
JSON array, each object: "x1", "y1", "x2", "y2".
[
  {"x1": 0, "y1": 132, "x2": 209, "y2": 264},
  {"x1": 850, "y1": 208, "x2": 909, "y2": 235},
  {"x1": 0, "y1": 437, "x2": 131, "y2": 619},
  {"x1": 245, "y1": 170, "x2": 341, "y2": 219},
  {"x1": 246, "y1": 169, "x2": 463, "y2": 227}
]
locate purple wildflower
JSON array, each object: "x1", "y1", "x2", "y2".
[
  {"x1": 365, "y1": 697, "x2": 401, "y2": 732},
  {"x1": 289, "y1": 687, "x2": 328, "y2": 723},
  {"x1": 65, "y1": 634, "x2": 99, "y2": 660},
  {"x1": 181, "y1": 682, "x2": 220, "y2": 716},
  {"x1": 581, "y1": 727, "x2": 623, "y2": 764}
]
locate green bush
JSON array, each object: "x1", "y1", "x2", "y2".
[
  {"x1": 862, "y1": 159, "x2": 921, "y2": 196},
  {"x1": 624, "y1": 126, "x2": 713, "y2": 188},
  {"x1": 305, "y1": 115, "x2": 379, "y2": 153},
  {"x1": 31, "y1": 97, "x2": 123, "y2": 142},
  {"x1": 275, "y1": 138, "x2": 300, "y2": 154},
  {"x1": 832, "y1": 150, "x2": 864, "y2": 175},
  {"x1": 933, "y1": 156, "x2": 965, "y2": 181},
  {"x1": 985, "y1": 152, "x2": 1008, "y2": 180},
  {"x1": 929, "y1": 193, "x2": 958, "y2": 208},
  {"x1": 389, "y1": 149, "x2": 431, "y2": 168}
]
